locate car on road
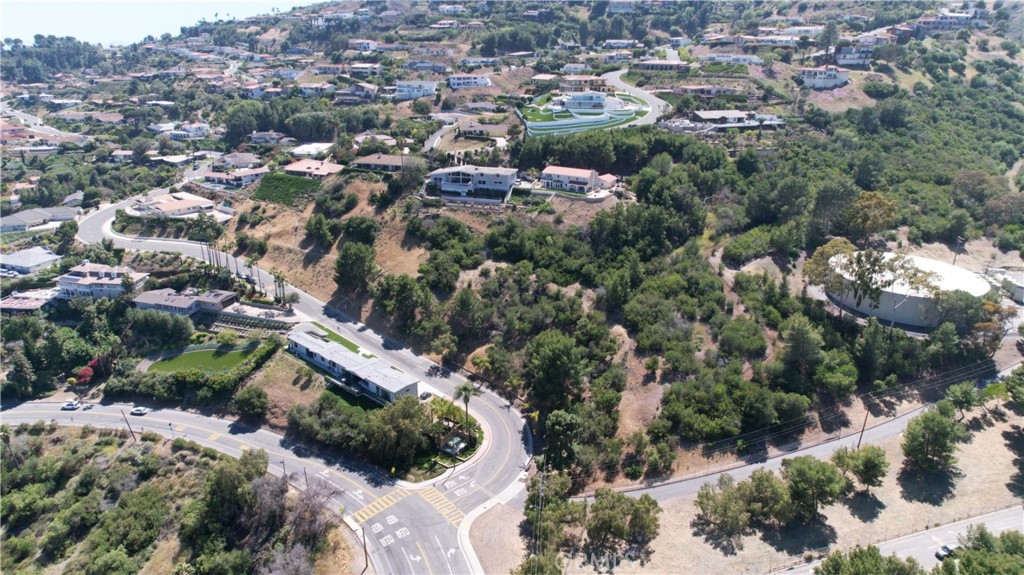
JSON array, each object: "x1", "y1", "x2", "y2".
[
  {"x1": 936, "y1": 543, "x2": 960, "y2": 560},
  {"x1": 129, "y1": 407, "x2": 150, "y2": 416},
  {"x1": 419, "y1": 392, "x2": 433, "y2": 401},
  {"x1": 61, "y1": 400, "x2": 81, "y2": 410}
]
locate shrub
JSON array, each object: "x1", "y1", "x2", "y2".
[
  {"x1": 4, "y1": 535, "x2": 35, "y2": 564},
  {"x1": 233, "y1": 386, "x2": 269, "y2": 420}
]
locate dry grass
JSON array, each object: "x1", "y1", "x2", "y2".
[
  {"x1": 805, "y1": 70, "x2": 878, "y2": 114},
  {"x1": 138, "y1": 536, "x2": 182, "y2": 575},
  {"x1": 314, "y1": 527, "x2": 356, "y2": 575},
  {"x1": 470, "y1": 503, "x2": 528, "y2": 575},
  {"x1": 571, "y1": 410, "x2": 1023, "y2": 575},
  {"x1": 250, "y1": 350, "x2": 324, "y2": 432}
]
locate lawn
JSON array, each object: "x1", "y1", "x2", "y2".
[
  {"x1": 148, "y1": 347, "x2": 254, "y2": 373},
  {"x1": 252, "y1": 173, "x2": 320, "y2": 207},
  {"x1": 312, "y1": 322, "x2": 374, "y2": 358}
]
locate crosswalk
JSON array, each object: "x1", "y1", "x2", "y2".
[
  {"x1": 352, "y1": 489, "x2": 411, "y2": 522},
  {"x1": 418, "y1": 486, "x2": 465, "y2": 525}
]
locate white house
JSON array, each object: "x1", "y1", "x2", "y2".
[
  {"x1": 603, "y1": 39, "x2": 637, "y2": 49},
  {"x1": 540, "y1": 166, "x2": 599, "y2": 194},
  {"x1": 168, "y1": 122, "x2": 210, "y2": 140},
  {"x1": 564, "y1": 91, "x2": 611, "y2": 110},
  {"x1": 56, "y1": 262, "x2": 149, "y2": 300},
  {"x1": 449, "y1": 73, "x2": 491, "y2": 90},
  {"x1": 430, "y1": 19, "x2": 460, "y2": 29},
  {"x1": 133, "y1": 288, "x2": 236, "y2": 316},
  {"x1": 699, "y1": 53, "x2": 763, "y2": 65},
  {"x1": 134, "y1": 191, "x2": 215, "y2": 219},
  {"x1": 835, "y1": 45, "x2": 874, "y2": 66},
  {"x1": 349, "y1": 63, "x2": 383, "y2": 77},
  {"x1": 394, "y1": 81, "x2": 438, "y2": 101},
  {"x1": 561, "y1": 62, "x2": 589, "y2": 74},
  {"x1": 288, "y1": 330, "x2": 419, "y2": 405},
  {"x1": 798, "y1": 65, "x2": 850, "y2": 89},
  {"x1": 670, "y1": 36, "x2": 692, "y2": 48},
  {"x1": 461, "y1": 57, "x2": 500, "y2": 67},
  {"x1": 348, "y1": 38, "x2": 379, "y2": 51},
  {"x1": 437, "y1": 4, "x2": 465, "y2": 14},
  {"x1": 603, "y1": 51, "x2": 633, "y2": 63},
  {"x1": 427, "y1": 165, "x2": 518, "y2": 201},
  {"x1": 299, "y1": 81, "x2": 337, "y2": 97},
  {"x1": 205, "y1": 166, "x2": 269, "y2": 188}
]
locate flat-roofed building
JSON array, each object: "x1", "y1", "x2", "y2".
[
  {"x1": 0, "y1": 288, "x2": 59, "y2": 314},
  {"x1": 133, "y1": 288, "x2": 236, "y2": 316},
  {"x1": 288, "y1": 329, "x2": 419, "y2": 405},
  {"x1": 448, "y1": 74, "x2": 492, "y2": 90},
  {"x1": 134, "y1": 191, "x2": 215, "y2": 219},
  {"x1": 559, "y1": 75, "x2": 612, "y2": 93},
  {"x1": 540, "y1": 165, "x2": 599, "y2": 194},
  {"x1": 283, "y1": 158, "x2": 344, "y2": 180},
  {"x1": 351, "y1": 153, "x2": 406, "y2": 172},
  {"x1": 427, "y1": 165, "x2": 518, "y2": 202},
  {"x1": 0, "y1": 207, "x2": 79, "y2": 232}
]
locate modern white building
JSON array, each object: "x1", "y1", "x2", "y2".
[
  {"x1": 133, "y1": 288, "x2": 236, "y2": 316},
  {"x1": 288, "y1": 329, "x2": 419, "y2": 405},
  {"x1": 349, "y1": 63, "x2": 383, "y2": 77},
  {"x1": 348, "y1": 38, "x2": 378, "y2": 51},
  {"x1": 394, "y1": 81, "x2": 438, "y2": 101},
  {"x1": 448, "y1": 73, "x2": 492, "y2": 89},
  {"x1": 603, "y1": 39, "x2": 637, "y2": 49},
  {"x1": 427, "y1": 165, "x2": 518, "y2": 202},
  {"x1": 134, "y1": 191, "x2": 215, "y2": 219},
  {"x1": 798, "y1": 65, "x2": 850, "y2": 89},
  {"x1": 299, "y1": 81, "x2": 337, "y2": 96},
  {"x1": 699, "y1": 53, "x2": 764, "y2": 65},
  {"x1": 204, "y1": 166, "x2": 269, "y2": 188},
  {"x1": 835, "y1": 45, "x2": 874, "y2": 66},
  {"x1": 826, "y1": 253, "x2": 993, "y2": 329},
  {"x1": 564, "y1": 91, "x2": 612, "y2": 110},
  {"x1": 56, "y1": 262, "x2": 149, "y2": 300},
  {"x1": 168, "y1": 122, "x2": 210, "y2": 140}
]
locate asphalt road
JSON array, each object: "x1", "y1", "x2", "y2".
[
  {"x1": 601, "y1": 68, "x2": 670, "y2": 126},
  {"x1": 0, "y1": 101, "x2": 93, "y2": 142},
  {"x1": 74, "y1": 204, "x2": 532, "y2": 574},
  {"x1": 656, "y1": 44, "x2": 681, "y2": 62},
  {"x1": 776, "y1": 505, "x2": 1024, "y2": 574}
]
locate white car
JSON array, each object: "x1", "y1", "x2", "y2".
[
  {"x1": 61, "y1": 400, "x2": 81, "y2": 410},
  {"x1": 129, "y1": 406, "x2": 150, "y2": 416}
]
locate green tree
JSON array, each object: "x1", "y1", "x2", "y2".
[
  {"x1": 695, "y1": 474, "x2": 750, "y2": 547},
  {"x1": 901, "y1": 400, "x2": 970, "y2": 472},
  {"x1": 411, "y1": 99, "x2": 431, "y2": 115},
  {"x1": 815, "y1": 545, "x2": 925, "y2": 575},
  {"x1": 452, "y1": 382, "x2": 480, "y2": 430},
  {"x1": 334, "y1": 242, "x2": 377, "y2": 293},
  {"x1": 818, "y1": 22, "x2": 839, "y2": 62},
  {"x1": 523, "y1": 329, "x2": 586, "y2": 410},
  {"x1": 834, "y1": 445, "x2": 890, "y2": 493},
  {"x1": 945, "y1": 382, "x2": 978, "y2": 421},
  {"x1": 233, "y1": 386, "x2": 269, "y2": 420},
  {"x1": 737, "y1": 468, "x2": 795, "y2": 529},
  {"x1": 543, "y1": 410, "x2": 580, "y2": 471},
  {"x1": 781, "y1": 455, "x2": 849, "y2": 520},
  {"x1": 5, "y1": 350, "x2": 36, "y2": 397},
  {"x1": 362, "y1": 397, "x2": 431, "y2": 471}
]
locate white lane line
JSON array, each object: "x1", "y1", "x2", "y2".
[{"x1": 435, "y1": 534, "x2": 455, "y2": 575}]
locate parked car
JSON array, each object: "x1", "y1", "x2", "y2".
[
  {"x1": 129, "y1": 406, "x2": 150, "y2": 416},
  {"x1": 61, "y1": 400, "x2": 81, "y2": 410},
  {"x1": 936, "y1": 543, "x2": 960, "y2": 560},
  {"x1": 419, "y1": 391, "x2": 433, "y2": 401}
]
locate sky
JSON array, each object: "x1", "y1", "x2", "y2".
[{"x1": 2, "y1": 0, "x2": 319, "y2": 47}]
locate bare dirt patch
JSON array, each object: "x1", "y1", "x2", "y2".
[
  {"x1": 888, "y1": 235, "x2": 1022, "y2": 272},
  {"x1": 314, "y1": 526, "x2": 356, "y2": 575},
  {"x1": 805, "y1": 71, "x2": 877, "y2": 114},
  {"x1": 470, "y1": 503, "x2": 528, "y2": 575},
  {"x1": 611, "y1": 324, "x2": 664, "y2": 440},
  {"x1": 138, "y1": 536, "x2": 182, "y2": 575},
  {"x1": 533, "y1": 195, "x2": 619, "y2": 229},
  {"x1": 578, "y1": 410, "x2": 1022, "y2": 575},
  {"x1": 376, "y1": 212, "x2": 428, "y2": 277}
]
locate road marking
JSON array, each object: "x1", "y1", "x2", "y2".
[
  {"x1": 395, "y1": 527, "x2": 410, "y2": 539},
  {"x1": 453, "y1": 488, "x2": 467, "y2": 497},
  {"x1": 379, "y1": 534, "x2": 395, "y2": 547},
  {"x1": 351, "y1": 489, "x2": 411, "y2": 522},
  {"x1": 386, "y1": 514, "x2": 399, "y2": 525},
  {"x1": 435, "y1": 535, "x2": 455, "y2": 575},
  {"x1": 418, "y1": 486, "x2": 465, "y2": 525},
  {"x1": 371, "y1": 523, "x2": 383, "y2": 534},
  {"x1": 207, "y1": 432, "x2": 220, "y2": 441},
  {"x1": 417, "y1": 541, "x2": 436, "y2": 574}
]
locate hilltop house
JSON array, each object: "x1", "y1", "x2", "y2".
[
  {"x1": 540, "y1": 166, "x2": 602, "y2": 194},
  {"x1": 0, "y1": 246, "x2": 62, "y2": 276},
  {"x1": 204, "y1": 166, "x2": 269, "y2": 188},
  {"x1": 0, "y1": 207, "x2": 79, "y2": 232},
  {"x1": 427, "y1": 165, "x2": 518, "y2": 202},
  {"x1": 559, "y1": 75, "x2": 612, "y2": 93},
  {"x1": 394, "y1": 81, "x2": 438, "y2": 101},
  {"x1": 350, "y1": 153, "x2": 406, "y2": 172},
  {"x1": 133, "y1": 288, "x2": 237, "y2": 316},
  {"x1": 449, "y1": 74, "x2": 492, "y2": 89},
  {"x1": 56, "y1": 262, "x2": 149, "y2": 300},
  {"x1": 283, "y1": 158, "x2": 344, "y2": 180},
  {"x1": 798, "y1": 65, "x2": 850, "y2": 89}
]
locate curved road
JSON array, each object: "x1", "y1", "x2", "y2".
[
  {"x1": 70, "y1": 203, "x2": 532, "y2": 574},
  {"x1": 601, "y1": 68, "x2": 671, "y2": 127}
]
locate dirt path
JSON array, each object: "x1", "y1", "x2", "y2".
[{"x1": 1006, "y1": 157, "x2": 1024, "y2": 193}]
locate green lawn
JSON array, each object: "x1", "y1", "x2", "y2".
[
  {"x1": 253, "y1": 173, "x2": 320, "y2": 207},
  {"x1": 149, "y1": 347, "x2": 254, "y2": 374},
  {"x1": 312, "y1": 322, "x2": 374, "y2": 357}
]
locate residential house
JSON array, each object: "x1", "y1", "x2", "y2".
[
  {"x1": 405, "y1": 60, "x2": 449, "y2": 73},
  {"x1": 0, "y1": 246, "x2": 62, "y2": 275},
  {"x1": 798, "y1": 65, "x2": 850, "y2": 89},
  {"x1": 299, "y1": 81, "x2": 337, "y2": 97},
  {"x1": 349, "y1": 63, "x2": 383, "y2": 77},
  {"x1": 249, "y1": 131, "x2": 287, "y2": 144},
  {"x1": 835, "y1": 44, "x2": 874, "y2": 66},
  {"x1": 561, "y1": 62, "x2": 589, "y2": 74},
  {"x1": 0, "y1": 289, "x2": 59, "y2": 314},
  {"x1": 634, "y1": 60, "x2": 692, "y2": 72},
  {"x1": 56, "y1": 262, "x2": 149, "y2": 300},
  {"x1": 350, "y1": 153, "x2": 407, "y2": 172},
  {"x1": 354, "y1": 132, "x2": 398, "y2": 148},
  {"x1": 564, "y1": 92, "x2": 610, "y2": 110},
  {"x1": 603, "y1": 51, "x2": 633, "y2": 63},
  {"x1": 540, "y1": 166, "x2": 599, "y2": 194},
  {"x1": 62, "y1": 191, "x2": 84, "y2": 207},
  {"x1": 348, "y1": 39, "x2": 379, "y2": 51},
  {"x1": 675, "y1": 85, "x2": 742, "y2": 98},
  {"x1": 670, "y1": 36, "x2": 692, "y2": 48},
  {"x1": 699, "y1": 53, "x2": 763, "y2": 65},
  {"x1": 437, "y1": 4, "x2": 465, "y2": 14},
  {"x1": 449, "y1": 74, "x2": 492, "y2": 89},
  {"x1": 608, "y1": 0, "x2": 636, "y2": 14},
  {"x1": 430, "y1": 20, "x2": 460, "y2": 29},
  {"x1": 394, "y1": 81, "x2": 438, "y2": 101},
  {"x1": 602, "y1": 39, "x2": 637, "y2": 49},
  {"x1": 133, "y1": 288, "x2": 237, "y2": 316},
  {"x1": 218, "y1": 152, "x2": 262, "y2": 169},
  {"x1": 283, "y1": 158, "x2": 344, "y2": 180},
  {"x1": 204, "y1": 166, "x2": 269, "y2": 188},
  {"x1": 134, "y1": 191, "x2": 215, "y2": 219},
  {"x1": 461, "y1": 57, "x2": 499, "y2": 67},
  {"x1": 412, "y1": 47, "x2": 454, "y2": 57},
  {"x1": 0, "y1": 207, "x2": 79, "y2": 232},
  {"x1": 289, "y1": 143, "x2": 334, "y2": 157},
  {"x1": 169, "y1": 121, "x2": 210, "y2": 140},
  {"x1": 427, "y1": 165, "x2": 518, "y2": 202},
  {"x1": 457, "y1": 120, "x2": 507, "y2": 138},
  {"x1": 559, "y1": 75, "x2": 611, "y2": 93},
  {"x1": 315, "y1": 62, "x2": 348, "y2": 75},
  {"x1": 148, "y1": 121, "x2": 177, "y2": 133},
  {"x1": 688, "y1": 110, "x2": 786, "y2": 131},
  {"x1": 288, "y1": 330, "x2": 419, "y2": 405},
  {"x1": 111, "y1": 150, "x2": 134, "y2": 163}
]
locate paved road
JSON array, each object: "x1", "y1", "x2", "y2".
[
  {"x1": 656, "y1": 44, "x2": 681, "y2": 62},
  {"x1": 75, "y1": 204, "x2": 532, "y2": 574},
  {"x1": 776, "y1": 505, "x2": 1024, "y2": 574},
  {"x1": 423, "y1": 123, "x2": 457, "y2": 152},
  {"x1": 0, "y1": 101, "x2": 93, "y2": 142},
  {"x1": 601, "y1": 69, "x2": 670, "y2": 126}
]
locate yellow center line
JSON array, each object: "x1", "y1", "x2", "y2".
[{"x1": 417, "y1": 541, "x2": 435, "y2": 575}]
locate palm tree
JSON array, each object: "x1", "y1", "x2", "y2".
[{"x1": 453, "y1": 382, "x2": 481, "y2": 430}]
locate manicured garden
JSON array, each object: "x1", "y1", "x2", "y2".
[
  {"x1": 311, "y1": 321, "x2": 374, "y2": 357},
  {"x1": 148, "y1": 346, "x2": 255, "y2": 374}
]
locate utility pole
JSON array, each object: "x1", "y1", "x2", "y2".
[
  {"x1": 857, "y1": 392, "x2": 873, "y2": 449},
  {"x1": 952, "y1": 236, "x2": 965, "y2": 266},
  {"x1": 362, "y1": 526, "x2": 369, "y2": 570},
  {"x1": 120, "y1": 409, "x2": 138, "y2": 442}
]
